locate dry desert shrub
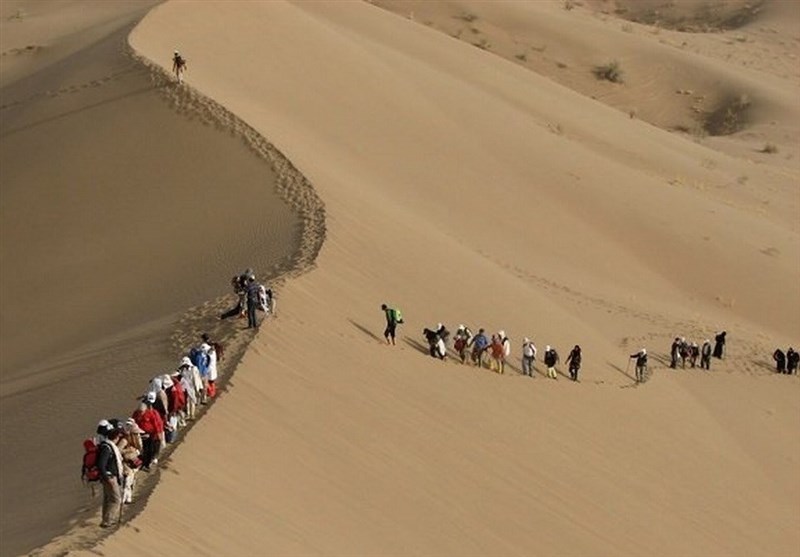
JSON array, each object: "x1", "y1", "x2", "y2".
[
  {"x1": 702, "y1": 93, "x2": 751, "y2": 136},
  {"x1": 593, "y1": 60, "x2": 624, "y2": 83},
  {"x1": 455, "y1": 11, "x2": 478, "y2": 23},
  {"x1": 760, "y1": 143, "x2": 778, "y2": 154}
]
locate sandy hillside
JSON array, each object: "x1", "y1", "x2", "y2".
[
  {"x1": 0, "y1": 1, "x2": 310, "y2": 555},
  {"x1": 25, "y1": 0, "x2": 800, "y2": 556}
]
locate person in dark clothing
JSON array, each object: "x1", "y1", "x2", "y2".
[
  {"x1": 670, "y1": 337, "x2": 681, "y2": 369},
  {"x1": 220, "y1": 269, "x2": 254, "y2": 320},
  {"x1": 689, "y1": 342, "x2": 699, "y2": 368},
  {"x1": 787, "y1": 348, "x2": 799, "y2": 375},
  {"x1": 381, "y1": 304, "x2": 400, "y2": 345},
  {"x1": 630, "y1": 349, "x2": 647, "y2": 383},
  {"x1": 713, "y1": 331, "x2": 726, "y2": 359},
  {"x1": 96, "y1": 425, "x2": 123, "y2": 527},
  {"x1": 773, "y1": 349, "x2": 786, "y2": 373},
  {"x1": 566, "y1": 345, "x2": 582, "y2": 382},
  {"x1": 245, "y1": 276, "x2": 262, "y2": 329},
  {"x1": 700, "y1": 339, "x2": 712, "y2": 370}
]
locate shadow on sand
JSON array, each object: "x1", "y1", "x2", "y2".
[{"x1": 348, "y1": 319, "x2": 383, "y2": 343}]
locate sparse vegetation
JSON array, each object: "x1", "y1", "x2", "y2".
[
  {"x1": 455, "y1": 11, "x2": 478, "y2": 23},
  {"x1": 564, "y1": 0, "x2": 575, "y2": 11},
  {"x1": 593, "y1": 60, "x2": 624, "y2": 83},
  {"x1": 621, "y1": 23, "x2": 633, "y2": 33},
  {"x1": 761, "y1": 143, "x2": 778, "y2": 154},
  {"x1": 515, "y1": 53, "x2": 528, "y2": 62},
  {"x1": 473, "y1": 39, "x2": 491, "y2": 50},
  {"x1": 556, "y1": 61, "x2": 568, "y2": 69},
  {"x1": 702, "y1": 93, "x2": 751, "y2": 136}
]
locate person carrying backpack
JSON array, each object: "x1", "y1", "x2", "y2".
[
  {"x1": 544, "y1": 346, "x2": 559, "y2": 379},
  {"x1": 453, "y1": 325, "x2": 473, "y2": 364},
  {"x1": 381, "y1": 303, "x2": 402, "y2": 345},
  {"x1": 96, "y1": 424, "x2": 124, "y2": 527},
  {"x1": 471, "y1": 328, "x2": 489, "y2": 367},
  {"x1": 630, "y1": 348, "x2": 648, "y2": 383},
  {"x1": 521, "y1": 337, "x2": 537, "y2": 377},
  {"x1": 172, "y1": 50, "x2": 187, "y2": 83},
  {"x1": 132, "y1": 392, "x2": 164, "y2": 470},
  {"x1": 566, "y1": 345, "x2": 582, "y2": 382}
]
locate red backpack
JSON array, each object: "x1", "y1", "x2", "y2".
[{"x1": 81, "y1": 438, "x2": 101, "y2": 483}]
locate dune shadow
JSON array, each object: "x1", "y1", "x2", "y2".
[{"x1": 347, "y1": 319, "x2": 383, "y2": 343}]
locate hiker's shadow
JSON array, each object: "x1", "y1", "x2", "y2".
[
  {"x1": 403, "y1": 337, "x2": 431, "y2": 356},
  {"x1": 751, "y1": 359, "x2": 774, "y2": 373},
  {"x1": 348, "y1": 319, "x2": 383, "y2": 343},
  {"x1": 608, "y1": 360, "x2": 638, "y2": 385}
]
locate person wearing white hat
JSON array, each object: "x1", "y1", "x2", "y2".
[
  {"x1": 117, "y1": 419, "x2": 144, "y2": 504},
  {"x1": 131, "y1": 392, "x2": 164, "y2": 470},
  {"x1": 172, "y1": 49, "x2": 187, "y2": 83},
  {"x1": 544, "y1": 345, "x2": 559, "y2": 379},
  {"x1": 96, "y1": 425, "x2": 123, "y2": 527},
  {"x1": 630, "y1": 348, "x2": 648, "y2": 382},
  {"x1": 521, "y1": 337, "x2": 537, "y2": 377}
]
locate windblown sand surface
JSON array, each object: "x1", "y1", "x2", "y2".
[
  {"x1": 0, "y1": 2, "x2": 308, "y2": 555},
  {"x1": 6, "y1": 1, "x2": 800, "y2": 556}
]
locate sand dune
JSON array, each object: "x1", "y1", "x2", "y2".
[
  {"x1": 11, "y1": 0, "x2": 800, "y2": 556},
  {"x1": 0, "y1": 2, "x2": 306, "y2": 555}
]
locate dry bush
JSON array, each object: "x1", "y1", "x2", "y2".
[
  {"x1": 702, "y1": 94, "x2": 751, "y2": 136},
  {"x1": 593, "y1": 60, "x2": 624, "y2": 83},
  {"x1": 761, "y1": 143, "x2": 778, "y2": 154}
]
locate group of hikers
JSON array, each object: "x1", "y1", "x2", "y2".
[
  {"x1": 220, "y1": 268, "x2": 275, "y2": 328},
  {"x1": 668, "y1": 331, "x2": 726, "y2": 370},
  {"x1": 83, "y1": 268, "x2": 274, "y2": 528},
  {"x1": 383, "y1": 306, "x2": 795, "y2": 383},
  {"x1": 383, "y1": 305, "x2": 583, "y2": 381},
  {"x1": 82, "y1": 333, "x2": 225, "y2": 528}
]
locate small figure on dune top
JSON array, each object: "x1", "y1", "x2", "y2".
[
  {"x1": 172, "y1": 50, "x2": 187, "y2": 84},
  {"x1": 381, "y1": 303, "x2": 403, "y2": 345}
]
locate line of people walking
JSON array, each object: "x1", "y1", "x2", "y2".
[
  {"x1": 382, "y1": 305, "x2": 583, "y2": 381},
  {"x1": 83, "y1": 334, "x2": 226, "y2": 528}
]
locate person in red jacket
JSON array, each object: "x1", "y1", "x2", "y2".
[{"x1": 132, "y1": 392, "x2": 164, "y2": 470}]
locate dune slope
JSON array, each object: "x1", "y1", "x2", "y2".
[{"x1": 39, "y1": 1, "x2": 800, "y2": 556}]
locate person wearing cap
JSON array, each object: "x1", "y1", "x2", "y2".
[
  {"x1": 96, "y1": 424, "x2": 123, "y2": 527},
  {"x1": 245, "y1": 276, "x2": 263, "y2": 329},
  {"x1": 178, "y1": 357, "x2": 199, "y2": 420},
  {"x1": 203, "y1": 343, "x2": 219, "y2": 398},
  {"x1": 132, "y1": 392, "x2": 164, "y2": 470},
  {"x1": 544, "y1": 345, "x2": 559, "y2": 379},
  {"x1": 630, "y1": 348, "x2": 648, "y2": 382},
  {"x1": 453, "y1": 325, "x2": 473, "y2": 363},
  {"x1": 117, "y1": 419, "x2": 144, "y2": 504},
  {"x1": 172, "y1": 50, "x2": 187, "y2": 83},
  {"x1": 521, "y1": 337, "x2": 537, "y2": 377}
]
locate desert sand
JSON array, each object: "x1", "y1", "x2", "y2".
[{"x1": 2, "y1": 1, "x2": 798, "y2": 556}]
